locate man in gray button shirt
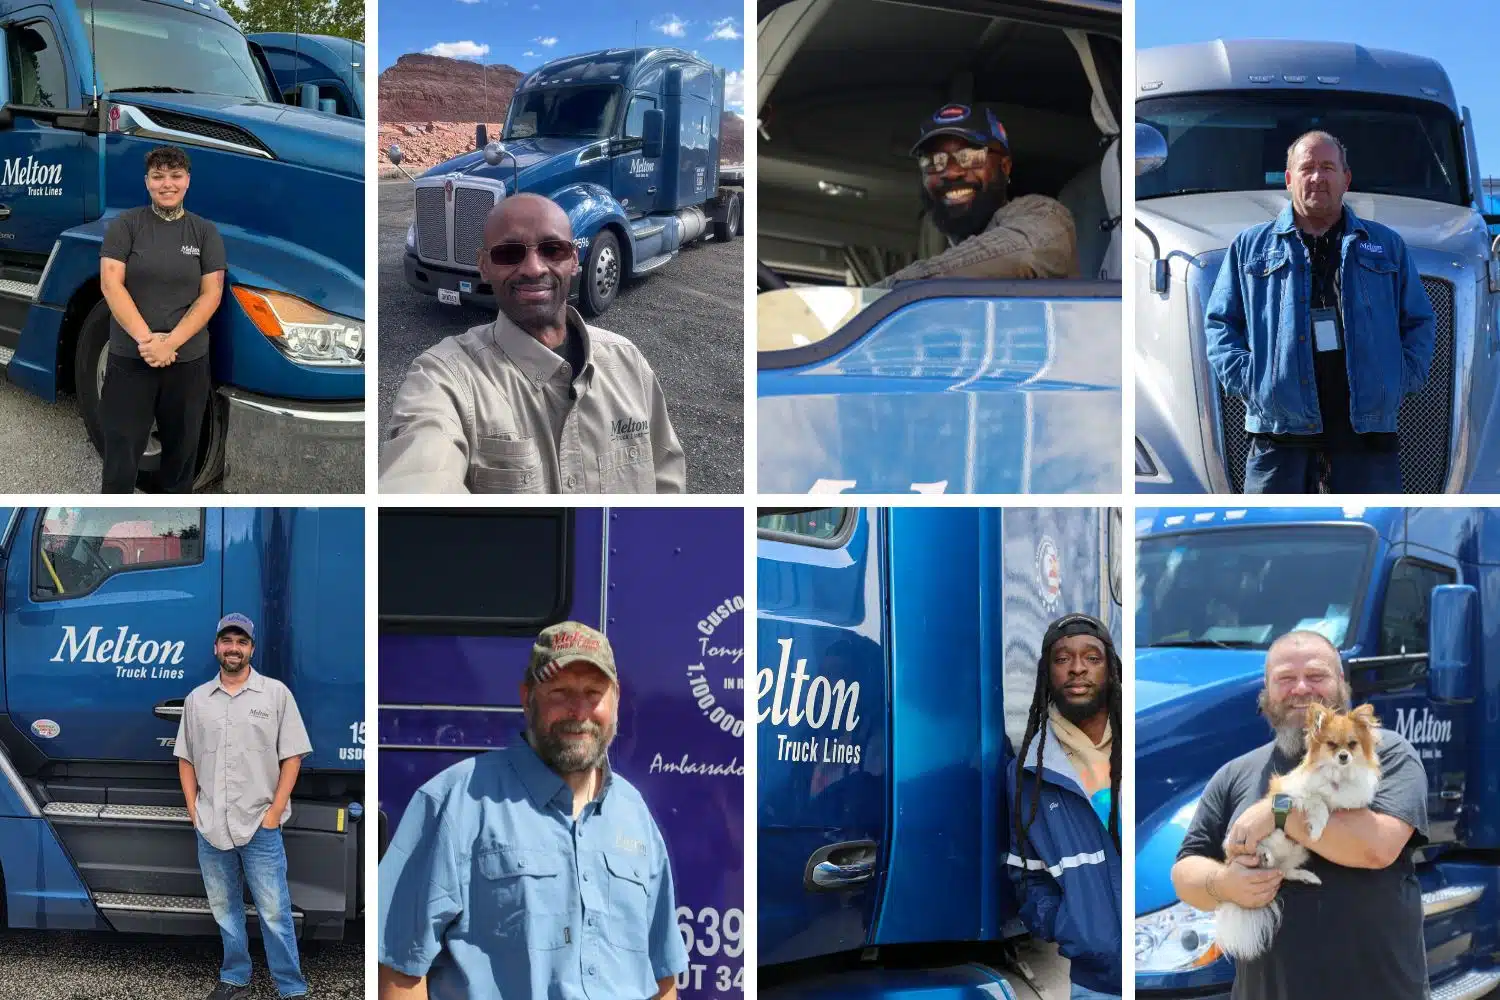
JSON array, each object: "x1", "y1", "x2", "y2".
[
  {"x1": 175, "y1": 613, "x2": 314, "y2": 1000},
  {"x1": 379, "y1": 194, "x2": 687, "y2": 494}
]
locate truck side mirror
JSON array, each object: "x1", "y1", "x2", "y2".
[
  {"x1": 642, "y1": 109, "x2": 664, "y2": 159},
  {"x1": 483, "y1": 141, "x2": 506, "y2": 166},
  {"x1": 1136, "y1": 122, "x2": 1167, "y2": 177},
  {"x1": 319, "y1": 98, "x2": 336, "y2": 115},
  {"x1": 386, "y1": 144, "x2": 403, "y2": 165},
  {"x1": 476, "y1": 123, "x2": 488, "y2": 149},
  {"x1": 299, "y1": 83, "x2": 319, "y2": 110},
  {"x1": 1428, "y1": 583, "x2": 1476, "y2": 702}
]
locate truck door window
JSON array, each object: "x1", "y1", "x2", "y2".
[
  {"x1": 1379, "y1": 559, "x2": 1455, "y2": 655},
  {"x1": 625, "y1": 94, "x2": 657, "y2": 138},
  {"x1": 33, "y1": 508, "x2": 205, "y2": 601},
  {"x1": 8, "y1": 21, "x2": 66, "y2": 109},
  {"x1": 756, "y1": 508, "x2": 850, "y2": 545},
  {"x1": 379, "y1": 509, "x2": 572, "y2": 634}
]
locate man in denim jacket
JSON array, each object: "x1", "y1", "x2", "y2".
[{"x1": 1205, "y1": 131, "x2": 1435, "y2": 492}]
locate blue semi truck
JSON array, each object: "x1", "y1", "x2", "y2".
[
  {"x1": 0, "y1": 507, "x2": 364, "y2": 939},
  {"x1": 1135, "y1": 507, "x2": 1500, "y2": 999},
  {"x1": 0, "y1": 0, "x2": 364, "y2": 493},
  {"x1": 250, "y1": 33, "x2": 365, "y2": 119},
  {"x1": 757, "y1": 506, "x2": 1122, "y2": 998},
  {"x1": 378, "y1": 507, "x2": 744, "y2": 998},
  {"x1": 387, "y1": 46, "x2": 743, "y2": 318}
]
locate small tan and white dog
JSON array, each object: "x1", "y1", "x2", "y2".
[{"x1": 1214, "y1": 703, "x2": 1383, "y2": 961}]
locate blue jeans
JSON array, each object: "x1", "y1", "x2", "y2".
[
  {"x1": 1243, "y1": 438, "x2": 1404, "y2": 493},
  {"x1": 197, "y1": 826, "x2": 307, "y2": 997},
  {"x1": 1070, "y1": 986, "x2": 1120, "y2": 1000}
]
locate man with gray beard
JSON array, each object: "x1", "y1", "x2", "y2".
[
  {"x1": 377, "y1": 621, "x2": 689, "y2": 1000},
  {"x1": 1169, "y1": 630, "x2": 1429, "y2": 1000}
]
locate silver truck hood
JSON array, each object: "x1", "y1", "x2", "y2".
[{"x1": 1137, "y1": 190, "x2": 1486, "y2": 260}]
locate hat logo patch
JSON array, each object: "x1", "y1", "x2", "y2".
[
  {"x1": 552, "y1": 630, "x2": 602, "y2": 654},
  {"x1": 935, "y1": 104, "x2": 969, "y2": 121}
]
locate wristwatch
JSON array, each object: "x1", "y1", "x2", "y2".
[{"x1": 1273, "y1": 793, "x2": 1293, "y2": 832}]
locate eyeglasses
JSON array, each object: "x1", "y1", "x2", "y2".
[
  {"x1": 488, "y1": 239, "x2": 577, "y2": 266},
  {"x1": 917, "y1": 146, "x2": 989, "y2": 175}
]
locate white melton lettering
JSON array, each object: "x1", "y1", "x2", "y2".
[
  {"x1": 756, "y1": 637, "x2": 860, "y2": 731},
  {"x1": 51, "y1": 625, "x2": 186, "y2": 666},
  {"x1": 3, "y1": 155, "x2": 62, "y2": 187},
  {"x1": 1395, "y1": 706, "x2": 1453, "y2": 744}
]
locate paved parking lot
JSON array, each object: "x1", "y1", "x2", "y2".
[
  {"x1": 0, "y1": 385, "x2": 100, "y2": 492},
  {"x1": 376, "y1": 180, "x2": 745, "y2": 494},
  {"x1": 0, "y1": 926, "x2": 364, "y2": 999}
]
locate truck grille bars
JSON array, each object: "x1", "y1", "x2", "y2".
[
  {"x1": 1218, "y1": 275, "x2": 1456, "y2": 494},
  {"x1": 411, "y1": 179, "x2": 502, "y2": 268}
]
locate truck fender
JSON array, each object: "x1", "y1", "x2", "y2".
[
  {"x1": 549, "y1": 183, "x2": 633, "y2": 268},
  {"x1": 12, "y1": 222, "x2": 112, "y2": 400},
  {"x1": 1136, "y1": 781, "x2": 1213, "y2": 916}
]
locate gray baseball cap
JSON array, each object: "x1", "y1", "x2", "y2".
[
  {"x1": 528, "y1": 621, "x2": 616, "y2": 686},
  {"x1": 216, "y1": 613, "x2": 255, "y2": 640}
]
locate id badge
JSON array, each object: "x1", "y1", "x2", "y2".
[{"x1": 1311, "y1": 306, "x2": 1340, "y2": 353}]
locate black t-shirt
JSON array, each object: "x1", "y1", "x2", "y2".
[
  {"x1": 1252, "y1": 219, "x2": 1399, "y2": 454},
  {"x1": 100, "y1": 206, "x2": 227, "y2": 362},
  {"x1": 1177, "y1": 731, "x2": 1430, "y2": 1000}
]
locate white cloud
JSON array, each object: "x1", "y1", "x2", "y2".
[
  {"x1": 706, "y1": 17, "x2": 740, "y2": 40},
  {"x1": 424, "y1": 40, "x2": 490, "y2": 60},
  {"x1": 724, "y1": 69, "x2": 743, "y2": 108},
  {"x1": 534, "y1": 35, "x2": 558, "y2": 46},
  {"x1": 653, "y1": 14, "x2": 687, "y2": 38},
  {"x1": 523, "y1": 50, "x2": 538, "y2": 57},
  {"x1": 455, "y1": 0, "x2": 483, "y2": 5}
]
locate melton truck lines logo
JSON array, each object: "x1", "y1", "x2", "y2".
[
  {"x1": 757, "y1": 637, "x2": 862, "y2": 765},
  {"x1": 52, "y1": 624, "x2": 188, "y2": 679},
  {"x1": 1395, "y1": 706, "x2": 1453, "y2": 745},
  {"x1": 3, "y1": 155, "x2": 62, "y2": 195}
]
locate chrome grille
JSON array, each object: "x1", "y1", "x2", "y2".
[
  {"x1": 1217, "y1": 275, "x2": 1454, "y2": 493},
  {"x1": 414, "y1": 187, "x2": 449, "y2": 262},
  {"x1": 453, "y1": 187, "x2": 497, "y2": 267}
]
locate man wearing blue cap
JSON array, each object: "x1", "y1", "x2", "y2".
[
  {"x1": 176, "y1": 613, "x2": 314, "y2": 1000},
  {"x1": 875, "y1": 104, "x2": 1078, "y2": 286}
]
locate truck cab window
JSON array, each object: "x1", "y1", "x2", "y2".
[
  {"x1": 83, "y1": 0, "x2": 272, "y2": 103},
  {"x1": 504, "y1": 86, "x2": 620, "y2": 140},
  {"x1": 625, "y1": 94, "x2": 657, "y2": 139},
  {"x1": 1379, "y1": 559, "x2": 1455, "y2": 656},
  {"x1": 34, "y1": 507, "x2": 204, "y2": 600},
  {"x1": 757, "y1": 509, "x2": 848, "y2": 543},
  {"x1": 9, "y1": 21, "x2": 65, "y2": 109}
]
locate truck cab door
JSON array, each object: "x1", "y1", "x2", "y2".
[
  {"x1": 3, "y1": 508, "x2": 223, "y2": 763},
  {"x1": 1350, "y1": 553, "x2": 1466, "y2": 842},
  {"x1": 613, "y1": 92, "x2": 661, "y2": 219},
  {"x1": 0, "y1": 14, "x2": 89, "y2": 352}
]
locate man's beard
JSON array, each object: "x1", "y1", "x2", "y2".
[
  {"x1": 1260, "y1": 683, "x2": 1351, "y2": 757},
  {"x1": 1051, "y1": 678, "x2": 1109, "y2": 727},
  {"x1": 922, "y1": 172, "x2": 1009, "y2": 241},
  {"x1": 526, "y1": 697, "x2": 616, "y2": 774},
  {"x1": 217, "y1": 652, "x2": 248, "y2": 675},
  {"x1": 499, "y1": 276, "x2": 566, "y2": 333}
]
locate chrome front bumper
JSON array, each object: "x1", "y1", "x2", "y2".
[{"x1": 219, "y1": 387, "x2": 363, "y2": 493}]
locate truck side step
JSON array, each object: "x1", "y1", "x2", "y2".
[
  {"x1": 95, "y1": 892, "x2": 305, "y2": 936},
  {"x1": 1431, "y1": 969, "x2": 1500, "y2": 1000},
  {"x1": 44, "y1": 802, "x2": 190, "y2": 822},
  {"x1": 1424, "y1": 884, "x2": 1486, "y2": 917},
  {"x1": 0, "y1": 278, "x2": 39, "y2": 301},
  {"x1": 634, "y1": 252, "x2": 674, "y2": 274}
]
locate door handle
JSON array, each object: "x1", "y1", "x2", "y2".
[
  {"x1": 647, "y1": 187, "x2": 657, "y2": 194},
  {"x1": 0, "y1": 205, "x2": 11, "y2": 220},
  {"x1": 803, "y1": 839, "x2": 878, "y2": 892},
  {"x1": 1441, "y1": 789, "x2": 1463, "y2": 801},
  {"x1": 153, "y1": 698, "x2": 184, "y2": 722}
]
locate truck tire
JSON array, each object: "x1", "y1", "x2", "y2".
[
  {"x1": 578, "y1": 229, "x2": 621, "y2": 317},
  {"x1": 74, "y1": 300, "x2": 225, "y2": 492},
  {"x1": 712, "y1": 190, "x2": 742, "y2": 242}
]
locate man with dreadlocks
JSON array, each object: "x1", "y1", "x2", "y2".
[{"x1": 1007, "y1": 613, "x2": 1122, "y2": 1000}]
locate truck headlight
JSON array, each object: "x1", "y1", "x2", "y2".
[
  {"x1": 233, "y1": 286, "x2": 364, "y2": 368},
  {"x1": 1135, "y1": 901, "x2": 1222, "y2": 973},
  {"x1": 406, "y1": 223, "x2": 415, "y2": 252}
]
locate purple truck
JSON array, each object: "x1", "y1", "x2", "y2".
[{"x1": 377, "y1": 507, "x2": 745, "y2": 997}]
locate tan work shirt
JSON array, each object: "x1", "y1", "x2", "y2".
[
  {"x1": 875, "y1": 193, "x2": 1080, "y2": 286},
  {"x1": 378, "y1": 307, "x2": 687, "y2": 494},
  {"x1": 174, "y1": 668, "x2": 313, "y2": 850}
]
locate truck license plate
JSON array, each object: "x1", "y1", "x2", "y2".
[{"x1": 437, "y1": 288, "x2": 460, "y2": 305}]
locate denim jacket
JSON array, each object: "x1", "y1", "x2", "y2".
[{"x1": 1204, "y1": 202, "x2": 1435, "y2": 435}]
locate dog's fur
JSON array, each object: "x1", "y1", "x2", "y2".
[{"x1": 1214, "y1": 703, "x2": 1382, "y2": 961}]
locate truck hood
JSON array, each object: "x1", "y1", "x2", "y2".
[
  {"x1": 126, "y1": 93, "x2": 363, "y2": 180},
  {"x1": 428, "y1": 135, "x2": 598, "y2": 192},
  {"x1": 1136, "y1": 190, "x2": 1485, "y2": 260}
]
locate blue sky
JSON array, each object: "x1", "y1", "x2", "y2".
[
  {"x1": 377, "y1": 0, "x2": 746, "y2": 112},
  {"x1": 1139, "y1": 0, "x2": 1500, "y2": 179}
]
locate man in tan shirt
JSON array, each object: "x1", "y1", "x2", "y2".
[
  {"x1": 874, "y1": 104, "x2": 1078, "y2": 286},
  {"x1": 379, "y1": 194, "x2": 687, "y2": 493}
]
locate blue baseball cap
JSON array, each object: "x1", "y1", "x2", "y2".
[
  {"x1": 911, "y1": 103, "x2": 1010, "y2": 156},
  {"x1": 216, "y1": 613, "x2": 255, "y2": 640}
]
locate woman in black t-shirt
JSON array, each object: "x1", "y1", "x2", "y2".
[{"x1": 97, "y1": 144, "x2": 227, "y2": 493}]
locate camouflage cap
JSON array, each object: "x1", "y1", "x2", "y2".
[{"x1": 528, "y1": 621, "x2": 617, "y2": 686}]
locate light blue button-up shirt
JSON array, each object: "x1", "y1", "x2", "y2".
[{"x1": 378, "y1": 741, "x2": 689, "y2": 999}]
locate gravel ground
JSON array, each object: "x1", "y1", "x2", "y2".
[
  {"x1": 0, "y1": 926, "x2": 364, "y2": 999},
  {"x1": 376, "y1": 179, "x2": 746, "y2": 495},
  {"x1": 0, "y1": 386, "x2": 100, "y2": 492}
]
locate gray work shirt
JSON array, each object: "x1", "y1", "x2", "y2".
[
  {"x1": 174, "y1": 669, "x2": 313, "y2": 850},
  {"x1": 378, "y1": 307, "x2": 687, "y2": 494},
  {"x1": 100, "y1": 205, "x2": 227, "y2": 362}
]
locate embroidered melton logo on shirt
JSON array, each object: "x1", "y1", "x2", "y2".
[
  {"x1": 610, "y1": 417, "x2": 649, "y2": 442},
  {"x1": 1359, "y1": 242, "x2": 1383, "y2": 254},
  {"x1": 249, "y1": 707, "x2": 271, "y2": 720},
  {"x1": 181, "y1": 245, "x2": 201, "y2": 256},
  {"x1": 616, "y1": 834, "x2": 645, "y2": 855}
]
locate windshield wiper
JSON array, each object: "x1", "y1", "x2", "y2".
[
  {"x1": 1146, "y1": 638, "x2": 1261, "y2": 649},
  {"x1": 110, "y1": 86, "x2": 196, "y2": 94}
]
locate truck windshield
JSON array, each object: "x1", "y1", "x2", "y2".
[
  {"x1": 84, "y1": 0, "x2": 271, "y2": 102},
  {"x1": 1138, "y1": 92, "x2": 1466, "y2": 206},
  {"x1": 1138, "y1": 526, "x2": 1373, "y2": 649},
  {"x1": 504, "y1": 85, "x2": 620, "y2": 140}
]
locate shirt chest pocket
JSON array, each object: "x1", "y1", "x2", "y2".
[
  {"x1": 475, "y1": 846, "x2": 568, "y2": 950},
  {"x1": 1354, "y1": 249, "x2": 1399, "y2": 321},
  {"x1": 244, "y1": 714, "x2": 277, "y2": 751},
  {"x1": 602, "y1": 850, "x2": 652, "y2": 952},
  {"x1": 598, "y1": 442, "x2": 653, "y2": 494},
  {"x1": 471, "y1": 434, "x2": 545, "y2": 494},
  {"x1": 1242, "y1": 249, "x2": 1290, "y2": 280}
]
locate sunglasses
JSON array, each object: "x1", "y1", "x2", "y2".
[
  {"x1": 488, "y1": 239, "x2": 577, "y2": 267},
  {"x1": 917, "y1": 146, "x2": 989, "y2": 175}
]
